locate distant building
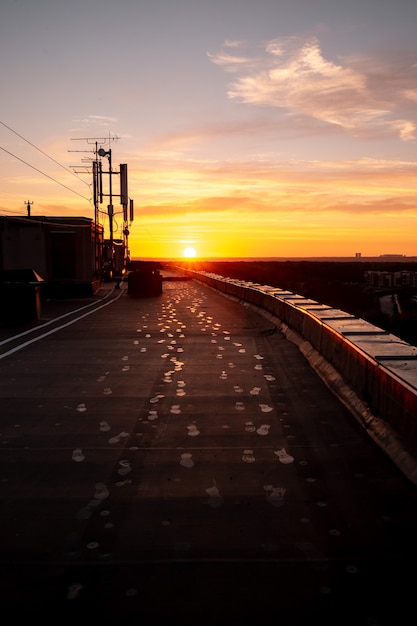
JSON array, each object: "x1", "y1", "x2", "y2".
[
  {"x1": 365, "y1": 269, "x2": 417, "y2": 289},
  {"x1": 0, "y1": 215, "x2": 103, "y2": 295}
]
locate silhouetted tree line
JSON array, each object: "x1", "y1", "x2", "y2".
[{"x1": 187, "y1": 261, "x2": 417, "y2": 347}]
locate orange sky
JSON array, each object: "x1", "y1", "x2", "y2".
[
  {"x1": 123, "y1": 155, "x2": 417, "y2": 258},
  {"x1": 1, "y1": 0, "x2": 417, "y2": 260},
  {"x1": 2, "y1": 147, "x2": 416, "y2": 260}
]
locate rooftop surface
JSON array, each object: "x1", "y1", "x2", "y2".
[{"x1": 1, "y1": 272, "x2": 416, "y2": 625}]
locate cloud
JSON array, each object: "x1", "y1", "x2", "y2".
[
  {"x1": 390, "y1": 119, "x2": 416, "y2": 141},
  {"x1": 70, "y1": 115, "x2": 119, "y2": 132},
  {"x1": 206, "y1": 50, "x2": 253, "y2": 72},
  {"x1": 129, "y1": 151, "x2": 417, "y2": 222},
  {"x1": 209, "y1": 36, "x2": 417, "y2": 141}
]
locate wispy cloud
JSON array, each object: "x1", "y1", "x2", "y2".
[
  {"x1": 70, "y1": 115, "x2": 119, "y2": 133},
  {"x1": 130, "y1": 153, "x2": 417, "y2": 221},
  {"x1": 209, "y1": 36, "x2": 417, "y2": 141}
]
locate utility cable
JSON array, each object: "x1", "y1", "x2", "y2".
[
  {"x1": 0, "y1": 119, "x2": 90, "y2": 188},
  {"x1": 0, "y1": 144, "x2": 92, "y2": 203}
]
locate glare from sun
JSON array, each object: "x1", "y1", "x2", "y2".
[{"x1": 183, "y1": 246, "x2": 197, "y2": 258}]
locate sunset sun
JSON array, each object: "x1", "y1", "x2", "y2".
[{"x1": 183, "y1": 246, "x2": 197, "y2": 258}]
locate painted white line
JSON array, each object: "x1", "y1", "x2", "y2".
[
  {"x1": 0, "y1": 288, "x2": 124, "y2": 360},
  {"x1": 0, "y1": 287, "x2": 114, "y2": 347}
]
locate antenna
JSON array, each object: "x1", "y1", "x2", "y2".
[
  {"x1": 24, "y1": 200, "x2": 33, "y2": 216},
  {"x1": 68, "y1": 135, "x2": 134, "y2": 278}
]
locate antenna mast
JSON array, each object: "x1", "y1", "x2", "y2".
[
  {"x1": 24, "y1": 200, "x2": 33, "y2": 217},
  {"x1": 69, "y1": 135, "x2": 134, "y2": 280}
]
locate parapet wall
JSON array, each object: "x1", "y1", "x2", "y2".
[{"x1": 181, "y1": 268, "x2": 417, "y2": 480}]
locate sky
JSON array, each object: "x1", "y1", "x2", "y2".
[{"x1": 1, "y1": 0, "x2": 417, "y2": 260}]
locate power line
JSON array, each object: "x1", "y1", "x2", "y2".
[
  {"x1": 0, "y1": 120, "x2": 90, "y2": 188},
  {"x1": 0, "y1": 144, "x2": 92, "y2": 203}
]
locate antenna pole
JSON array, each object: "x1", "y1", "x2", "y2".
[{"x1": 24, "y1": 200, "x2": 33, "y2": 216}]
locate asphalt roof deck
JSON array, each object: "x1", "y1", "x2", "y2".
[{"x1": 1, "y1": 275, "x2": 417, "y2": 625}]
